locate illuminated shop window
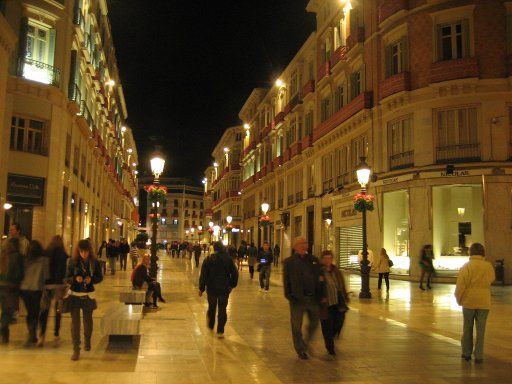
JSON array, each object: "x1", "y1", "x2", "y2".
[{"x1": 383, "y1": 190, "x2": 410, "y2": 275}]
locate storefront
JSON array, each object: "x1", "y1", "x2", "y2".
[
  {"x1": 432, "y1": 184, "x2": 484, "y2": 276},
  {"x1": 382, "y1": 190, "x2": 410, "y2": 275}
]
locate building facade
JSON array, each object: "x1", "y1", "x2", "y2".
[
  {"x1": 203, "y1": 125, "x2": 244, "y2": 246},
  {"x1": 0, "y1": 0, "x2": 139, "y2": 253},
  {"x1": 225, "y1": 0, "x2": 512, "y2": 283},
  {"x1": 140, "y1": 177, "x2": 204, "y2": 244}
]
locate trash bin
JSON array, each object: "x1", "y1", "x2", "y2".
[{"x1": 494, "y1": 259, "x2": 505, "y2": 286}]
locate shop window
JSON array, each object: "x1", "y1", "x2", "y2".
[
  {"x1": 437, "y1": 21, "x2": 469, "y2": 61},
  {"x1": 10, "y1": 116, "x2": 45, "y2": 155},
  {"x1": 432, "y1": 184, "x2": 484, "y2": 275},
  {"x1": 383, "y1": 190, "x2": 410, "y2": 275},
  {"x1": 388, "y1": 117, "x2": 414, "y2": 170},
  {"x1": 338, "y1": 225, "x2": 362, "y2": 269}
]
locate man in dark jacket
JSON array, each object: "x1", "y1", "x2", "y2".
[
  {"x1": 283, "y1": 237, "x2": 322, "y2": 360},
  {"x1": 193, "y1": 242, "x2": 202, "y2": 268},
  {"x1": 118, "y1": 239, "x2": 130, "y2": 271},
  {"x1": 258, "y1": 241, "x2": 273, "y2": 292},
  {"x1": 199, "y1": 242, "x2": 238, "y2": 338}
]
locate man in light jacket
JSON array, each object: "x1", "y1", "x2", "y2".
[{"x1": 454, "y1": 243, "x2": 495, "y2": 363}]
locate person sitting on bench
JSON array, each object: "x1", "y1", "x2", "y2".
[{"x1": 131, "y1": 254, "x2": 165, "y2": 308}]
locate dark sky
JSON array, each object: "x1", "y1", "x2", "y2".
[{"x1": 107, "y1": 0, "x2": 315, "y2": 182}]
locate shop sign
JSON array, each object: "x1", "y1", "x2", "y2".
[
  {"x1": 421, "y1": 168, "x2": 490, "y2": 179},
  {"x1": 7, "y1": 174, "x2": 45, "y2": 206},
  {"x1": 340, "y1": 208, "x2": 358, "y2": 218},
  {"x1": 373, "y1": 174, "x2": 414, "y2": 187}
]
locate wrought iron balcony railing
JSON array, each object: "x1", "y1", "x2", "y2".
[
  {"x1": 18, "y1": 57, "x2": 60, "y2": 87},
  {"x1": 77, "y1": 100, "x2": 93, "y2": 130},
  {"x1": 389, "y1": 150, "x2": 414, "y2": 170},
  {"x1": 436, "y1": 144, "x2": 480, "y2": 163}
]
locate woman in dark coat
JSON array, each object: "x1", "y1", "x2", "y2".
[
  {"x1": 66, "y1": 239, "x2": 103, "y2": 361},
  {"x1": 132, "y1": 254, "x2": 165, "y2": 308},
  {"x1": 419, "y1": 244, "x2": 435, "y2": 290}
]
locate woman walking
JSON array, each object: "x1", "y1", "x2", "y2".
[
  {"x1": 419, "y1": 244, "x2": 435, "y2": 290},
  {"x1": 38, "y1": 235, "x2": 68, "y2": 347},
  {"x1": 66, "y1": 239, "x2": 103, "y2": 360},
  {"x1": 0, "y1": 238, "x2": 24, "y2": 343},
  {"x1": 373, "y1": 248, "x2": 391, "y2": 292},
  {"x1": 20, "y1": 240, "x2": 49, "y2": 346},
  {"x1": 319, "y1": 250, "x2": 349, "y2": 356},
  {"x1": 273, "y1": 244, "x2": 281, "y2": 267},
  {"x1": 455, "y1": 243, "x2": 495, "y2": 363}
]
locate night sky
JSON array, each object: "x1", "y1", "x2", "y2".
[{"x1": 107, "y1": 0, "x2": 315, "y2": 182}]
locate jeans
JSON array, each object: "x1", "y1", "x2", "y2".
[
  {"x1": 194, "y1": 253, "x2": 201, "y2": 267},
  {"x1": 289, "y1": 297, "x2": 320, "y2": 354},
  {"x1": 273, "y1": 256, "x2": 279, "y2": 267},
  {"x1": 70, "y1": 300, "x2": 94, "y2": 351},
  {"x1": 249, "y1": 265, "x2": 255, "y2": 279},
  {"x1": 207, "y1": 293, "x2": 229, "y2": 334},
  {"x1": 462, "y1": 308, "x2": 489, "y2": 360},
  {"x1": 21, "y1": 290, "x2": 42, "y2": 342},
  {"x1": 108, "y1": 257, "x2": 116, "y2": 274},
  {"x1": 378, "y1": 273, "x2": 390, "y2": 290},
  {"x1": 171, "y1": 250, "x2": 177, "y2": 258},
  {"x1": 119, "y1": 254, "x2": 128, "y2": 270},
  {"x1": 39, "y1": 285, "x2": 66, "y2": 337},
  {"x1": 259, "y1": 266, "x2": 271, "y2": 290},
  {"x1": 320, "y1": 305, "x2": 346, "y2": 352}
]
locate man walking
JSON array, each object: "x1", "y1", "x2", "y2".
[
  {"x1": 193, "y1": 242, "x2": 202, "y2": 268},
  {"x1": 119, "y1": 239, "x2": 130, "y2": 271},
  {"x1": 247, "y1": 242, "x2": 258, "y2": 279},
  {"x1": 283, "y1": 237, "x2": 322, "y2": 360},
  {"x1": 199, "y1": 242, "x2": 238, "y2": 338},
  {"x1": 258, "y1": 241, "x2": 273, "y2": 292}
]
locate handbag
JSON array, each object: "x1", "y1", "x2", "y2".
[{"x1": 388, "y1": 258, "x2": 394, "y2": 267}]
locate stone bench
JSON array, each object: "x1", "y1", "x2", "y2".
[
  {"x1": 119, "y1": 289, "x2": 146, "y2": 305},
  {"x1": 101, "y1": 303, "x2": 143, "y2": 342}
]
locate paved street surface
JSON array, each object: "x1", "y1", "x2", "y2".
[{"x1": 1, "y1": 253, "x2": 511, "y2": 384}]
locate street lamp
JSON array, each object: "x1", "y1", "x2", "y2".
[
  {"x1": 226, "y1": 216, "x2": 233, "y2": 245},
  {"x1": 149, "y1": 151, "x2": 166, "y2": 278},
  {"x1": 191, "y1": 227, "x2": 195, "y2": 241},
  {"x1": 356, "y1": 156, "x2": 372, "y2": 299},
  {"x1": 261, "y1": 202, "x2": 270, "y2": 215},
  {"x1": 260, "y1": 201, "x2": 270, "y2": 244}
]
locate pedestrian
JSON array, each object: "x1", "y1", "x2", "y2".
[
  {"x1": 119, "y1": 238, "x2": 130, "y2": 271},
  {"x1": 132, "y1": 254, "x2": 166, "y2": 308},
  {"x1": 106, "y1": 239, "x2": 117, "y2": 275},
  {"x1": 187, "y1": 242, "x2": 194, "y2": 260},
  {"x1": 247, "y1": 242, "x2": 258, "y2": 279},
  {"x1": 0, "y1": 237, "x2": 24, "y2": 344},
  {"x1": 38, "y1": 235, "x2": 68, "y2": 347},
  {"x1": 258, "y1": 241, "x2": 273, "y2": 292},
  {"x1": 5, "y1": 223, "x2": 30, "y2": 256},
  {"x1": 199, "y1": 241, "x2": 238, "y2": 338},
  {"x1": 455, "y1": 243, "x2": 495, "y2": 364},
  {"x1": 373, "y1": 248, "x2": 391, "y2": 292},
  {"x1": 20, "y1": 240, "x2": 49, "y2": 347},
  {"x1": 237, "y1": 241, "x2": 247, "y2": 271},
  {"x1": 193, "y1": 242, "x2": 202, "y2": 268},
  {"x1": 66, "y1": 239, "x2": 103, "y2": 361},
  {"x1": 419, "y1": 244, "x2": 435, "y2": 290},
  {"x1": 130, "y1": 242, "x2": 139, "y2": 269},
  {"x1": 273, "y1": 243, "x2": 281, "y2": 267},
  {"x1": 97, "y1": 240, "x2": 108, "y2": 275},
  {"x1": 283, "y1": 237, "x2": 322, "y2": 360},
  {"x1": 171, "y1": 242, "x2": 178, "y2": 258},
  {"x1": 319, "y1": 250, "x2": 349, "y2": 356}
]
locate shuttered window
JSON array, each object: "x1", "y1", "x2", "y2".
[{"x1": 338, "y1": 225, "x2": 362, "y2": 269}]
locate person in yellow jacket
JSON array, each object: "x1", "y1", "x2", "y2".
[{"x1": 454, "y1": 243, "x2": 495, "y2": 364}]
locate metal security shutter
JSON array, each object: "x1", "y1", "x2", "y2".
[{"x1": 338, "y1": 225, "x2": 362, "y2": 269}]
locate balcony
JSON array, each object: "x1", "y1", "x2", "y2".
[
  {"x1": 330, "y1": 45, "x2": 347, "y2": 68},
  {"x1": 77, "y1": 100, "x2": 93, "y2": 129},
  {"x1": 379, "y1": 71, "x2": 411, "y2": 100},
  {"x1": 287, "y1": 195, "x2": 294, "y2": 206},
  {"x1": 436, "y1": 144, "x2": 480, "y2": 163},
  {"x1": 389, "y1": 150, "x2": 414, "y2": 170},
  {"x1": 262, "y1": 125, "x2": 271, "y2": 138},
  {"x1": 335, "y1": 173, "x2": 351, "y2": 188},
  {"x1": 347, "y1": 27, "x2": 365, "y2": 52},
  {"x1": 378, "y1": 0, "x2": 409, "y2": 24},
  {"x1": 68, "y1": 82, "x2": 82, "y2": 105},
  {"x1": 261, "y1": 164, "x2": 268, "y2": 177},
  {"x1": 302, "y1": 135, "x2": 313, "y2": 149},
  {"x1": 322, "y1": 179, "x2": 334, "y2": 194},
  {"x1": 283, "y1": 149, "x2": 292, "y2": 163},
  {"x1": 272, "y1": 111, "x2": 285, "y2": 128},
  {"x1": 295, "y1": 191, "x2": 303, "y2": 203},
  {"x1": 307, "y1": 185, "x2": 315, "y2": 198},
  {"x1": 313, "y1": 92, "x2": 372, "y2": 142},
  {"x1": 290, "y1": 142, "x2": 302, "y2": 158},
  {"x1": 18, "y1": 57, "x2": 60, "y2": 87},
  {"x1": 301, "y1": 79, "x2": 315, "y2": 98},
  {"x1": 272, "y1": 155, "x2": 283, "y2": 169},
  {"x1": 285, "y1": 94, "x2": 302, "y2": 114},
  {"x1": 430, "y1": 57, "x2": 479, "y2": 84},
  {"x1": 318, "y1": 61, "x2": 330, "y2": 82}
]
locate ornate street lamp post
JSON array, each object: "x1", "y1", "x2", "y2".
[
  {"x1": 149, "y1": 153, "x2": 165, "y2": 278},
  {"x1": 355, "y1": 157, "x2": 372, "y2": 299},
  {"x1": 259, "y1": 201, "x2": 270, "y2": 244},
  {"x1": 208, "y1": 221, "x2": 214, "y2": 243},
  {"x1": 226, "y1": 215, "x2": 233, "y2": 245}
]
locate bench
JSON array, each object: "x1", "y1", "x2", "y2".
[
  {"x1": 101, "y1": 303, "x2": 143, "y2": 343},
  {"x1": 119, "y1": 289, "x2": 146, "y2": 305}
]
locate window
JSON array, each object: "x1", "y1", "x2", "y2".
[
  {"x1": 385, "y1": 38, "x2": 407, "y2": 77},
  {"x1": 277, "y1": 179, "x2": 284, "y2": 208},
  {"x1": 321, "y1": 153, "x2": 333, "y2": 192},
  {"x1": 436, "y1": 107, "x2": 479, "y2": 162},
  {"x1": 321, "y1": 95, "x2": 331, "y2": 122},
  {"x1": 294, "y1": 216, "x2": 302, "y2": 237},
  {"x1": 87, "y1": 162, "x2": 92, "y2": 187},
  {"x1": 307, "y1": 164, "x2": 315, "y2": 197},
  {"x1": 290, "y1": 70, "x2": 298, "y2": 96},
  {"x1": 437, "y1": 21, "x2": 468, "y2": 61},
  {"x1": 351, "y1": 135, "x2": 368, "y2": 176},
  {"x1": 80, "y1": 154, "x2": 86, "y2": 182},
  {"x1": 73, "y1": 145, "x2": 79, "y2": 175},
  {"x1": 305, "y1": 111, "x2": 314, "y2": 136},
  {"x1": 388, "y1": 117, "x2": 414, "y2": 170},
  {"x1": 174, "y1": 199, "x2": 178, "y2": 207},
  {"x1": 21, "y1": 20, "x2": 57, "y2": 85},
  {"x1": 10, "y1": 116, "x2": 45, "y2": 155},
  {"x1": 308, "y1": 61, "x2": 314, "y2": 81},
  {"x1": 334, "y1": 145, "x2": 351, "y2": 187},
  {"x1": 287, "y1": 173, "x2": 294, "y2": 206},
  {"x1": 65, "y1": 134, "x2": 71, "y2": 167},
  {"x1": 295, "y1": 169, "x2": 303, "y2": 202},
  {"x1": 334, "y1": 84, "x2": 344, "y2": 112},
  {"x1": 350, "y1": 71, "x2": 362, "y2": 99}
]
